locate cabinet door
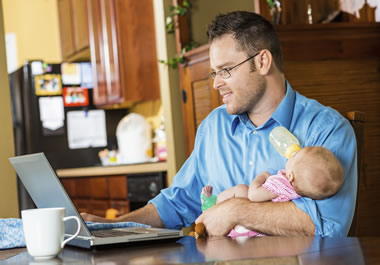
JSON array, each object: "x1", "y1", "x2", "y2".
[
  {"x1": 88, "y1": 0, "x2": 121, "y2": 105},
  {"x1": 58, "y1": 0, "x2": 75, "y2": 59},
  {"x1": 88, "y1": 0, "x2": 160, "y2": 106},
  {"x1": 115, "y1": 0, "x2": 160, "y2": 103},
  {"x1": 182, "y1": 47, "x2": 222, "y2": 157},
  {"x1": 108, "y1": 176, "x2": 127, "y2": 199},
  {"x1": 88, "y1": 0, "x2": 108, "y2": 104},
  {"x1": 90, "y1": 177, "x2": 108, "y2": 199},
  {"x1": 71, "y1": 0, "x2": 90, "y2": 52},
  {"x1": 102, "y1": 0, "x2": 122, "y2": 104}
]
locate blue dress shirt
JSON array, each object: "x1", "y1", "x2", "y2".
[{"x1": 150, "y1": 82, "x2": 357, "y2": 236}]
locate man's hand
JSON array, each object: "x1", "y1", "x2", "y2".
[
  {"x1": 195, "y1": 197, "x2": 250, "y2": 236},
  {"x1": 81, "y1": 204, "x2": 164, "y2": 228},
  {"x1": 80, "y1": 212, "x2": 114, "y2": 223}
]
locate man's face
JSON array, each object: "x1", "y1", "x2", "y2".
[{"x1": 209, "y1": 35, "x2": 266, "y2": 115}]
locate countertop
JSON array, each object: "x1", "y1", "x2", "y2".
[{"x1": 56, "y1": 161, "x2": 168, "y2": 178}]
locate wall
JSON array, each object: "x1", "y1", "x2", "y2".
[
  {"x1": 153, "y1": 0, "x2": 186, "y2": 185},
  {"x1": 2, "y1": 0, "x2": 62, "y2": 69},
  {"x1": 190, "y1": 0, "x2": 254, "y2": 45},
  {"x1": 0, "y1": 0, "x2": 19, "y2": 218}
]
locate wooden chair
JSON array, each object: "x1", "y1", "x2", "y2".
[{"x1": 346, "y1": 111, "x2": 365, "y2": 236}]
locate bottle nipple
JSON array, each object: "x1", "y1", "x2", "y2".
[{"x1": 285, "y1": 144, "x2": 302, "y2": 159}]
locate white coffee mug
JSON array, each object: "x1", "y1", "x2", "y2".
[{"x1": 21, "y1": 207, "x2": 81, "y2": 259}]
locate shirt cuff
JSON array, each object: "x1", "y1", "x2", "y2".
[{"x1": 148, "y1": 193, "x2": 183, "y2": 230}]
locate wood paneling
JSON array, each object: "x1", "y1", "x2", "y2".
[
  {"x1": 193, "y1": 79, "x2": 212, "y2": 128},
  {"x1": 284, "y1": 59, "x2": 380, "y2": 236},
  {"x1": 179, "y1": 22, "x2": 380, "y2": 235},
  {"x1": 255, "y1": 0, "x2": 375, "y2": 24}
]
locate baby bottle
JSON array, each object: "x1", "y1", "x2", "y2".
[{"x1": 269, "y1": 126, "x2": 301, "y2": 159}]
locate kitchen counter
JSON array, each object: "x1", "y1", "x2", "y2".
[{"x1": 56, "y1": 162, "x2": 168, "y2": 178}]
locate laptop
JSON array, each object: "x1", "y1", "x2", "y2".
[{"x1": 9, "y1": 153, "x2": 183, "y2": 248}]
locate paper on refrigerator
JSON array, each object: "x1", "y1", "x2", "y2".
[
  {"x1": 67, "y1": 110, "x2": 107, "y2": 149},
  {"x1": 39, "y1": 97, "x2": 64, "y2": 131}
]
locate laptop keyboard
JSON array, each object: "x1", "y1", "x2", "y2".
[{"x1": 92, "y1": 229, "x2": 140, "y2": 238}]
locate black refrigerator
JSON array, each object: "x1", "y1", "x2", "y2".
[{"x1": 9, "y1": 61, "x2": 127, "y2": 210}]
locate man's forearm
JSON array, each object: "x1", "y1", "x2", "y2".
[
  {"x1": 115, "y1": 203, "x2": 164, "y2": 228},
  {"x1": 235, "y1": 198, "x2": 315, "y2": 236}
]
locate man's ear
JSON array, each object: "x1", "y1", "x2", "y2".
[{"x1": 256, "y1": 49, "x2": 272, "y2": 75}]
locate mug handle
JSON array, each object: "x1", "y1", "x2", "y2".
[{"x1": 61, "y1": 216, "x2": 81, "y2": 248}]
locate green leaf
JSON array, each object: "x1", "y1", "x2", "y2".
[
  {"x1": 266, "y1": 0, "x2": 274, "y2": 9},
  {"x1": 183, "y1": 0, "x2": 190, "y2": 8}
]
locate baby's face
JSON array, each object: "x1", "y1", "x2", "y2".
[
  {"x1": 285, "y1": 147, "x2": 322, "y2": 191},
  {"x1": 285, "y1": 149, "x2": 302, "y2": 177},
  {"x1": 284, "y1": 148, "x2": 313, "y2": 187}
]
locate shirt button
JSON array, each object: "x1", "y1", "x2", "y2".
[
  {"x1": 253, "y1": 130, "x2": 257, "y2": 135},
  {"x1": 249, "y1": 161, "x2": 254, "y2": 166}
]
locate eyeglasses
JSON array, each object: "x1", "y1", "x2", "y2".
[{"x1": 208, "y1": 51, "x2": 260, "y2": 80}]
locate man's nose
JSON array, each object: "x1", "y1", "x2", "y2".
[{"x1": 213, "y1": 74, "x2": 224, "y2": 90}]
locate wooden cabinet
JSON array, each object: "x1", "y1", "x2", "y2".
[
  {"x1": 180, "y1": 45, "x2": 221, "y2": 157},
  {"x1": 58, "y1": 167, "x2": 167, "y2": 218},
  {"x1": 87, "y1": 0, "x2": 160, "y2": 106},
  {"x1": 57, "y1": 0, "x2": 90, "y2": 61},
  {"x1": 61, "y1": 175, "x2": 129, "y2": 218}
]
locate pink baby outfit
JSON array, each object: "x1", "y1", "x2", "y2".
[
  {"x1": 228, "y1": 170, "x2": 301, "y2": 238},
  {"x1": 261, "y1": 170, "x2": 301, "y2": 202}
]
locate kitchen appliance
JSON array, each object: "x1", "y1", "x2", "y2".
[{"x1": 116, "y1": 113, "x2": 152, "y2": 164}]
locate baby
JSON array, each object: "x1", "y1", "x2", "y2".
[{"x1": 201, "y1": 146, "x2": 344, "y2": 237}]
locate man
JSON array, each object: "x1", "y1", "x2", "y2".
[{"x1": 83, "y1": 11, "x2": 357, "y2": 236}]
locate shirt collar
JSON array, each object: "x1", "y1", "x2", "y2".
[
  {"x1": 231, "y1": 80, "x2": 295, "y2": 134},
  {"x1": 271, "y1": 81, "x2": 295, "y2": 129}
]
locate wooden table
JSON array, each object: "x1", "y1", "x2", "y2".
[{"x1": 1, "y1": 236, "x2": 379, "y2": 264}]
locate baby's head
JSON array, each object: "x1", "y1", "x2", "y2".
[{"x1": 285, "y1": 146, "x2": 344, "y2": 200}]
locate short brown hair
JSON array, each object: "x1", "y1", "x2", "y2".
[{"x1": 207, "y1": 11, "x2": 284, "y2": 72}]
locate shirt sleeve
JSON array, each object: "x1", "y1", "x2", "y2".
[
  {"x1": 293, "y1": 109, "x2": 357, "y2": 236},
  {"x1": 148, "y1": 123, "x2": 205, "y2": 230}
]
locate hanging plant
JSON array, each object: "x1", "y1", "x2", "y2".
[
  {"x1": 159, "y1": 41, "x2": 198, "y2": 69},
  {"x1": 165, "y1": 0, "x2": 191, "y2": 34},
  {"x1": 266, "y1": 0, "x2": 275, "y2": 9},
  {"x1": 160, "y1": 1, "x2": 198, "y2": 69}
]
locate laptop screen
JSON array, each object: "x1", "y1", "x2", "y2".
[{"x1": 9, "y1": 153, "x2": 92, "y2": 238}]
